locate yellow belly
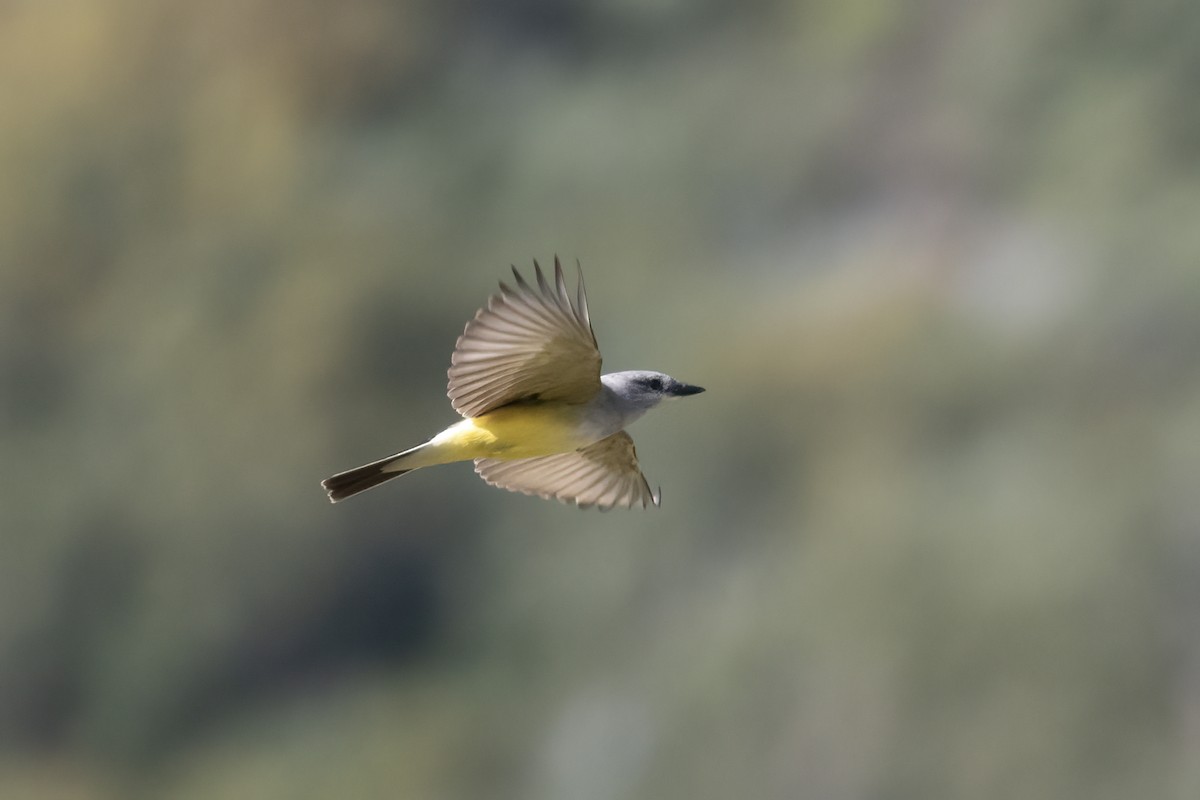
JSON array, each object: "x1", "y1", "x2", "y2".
[{"x1": 431, "y1": 402, "x2": 592, "y2": 460}]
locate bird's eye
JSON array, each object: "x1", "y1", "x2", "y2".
[{"x1": 648, "y1": 378, "x2": 663, "y2": 391}]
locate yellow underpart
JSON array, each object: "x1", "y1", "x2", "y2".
[{"x1": 429, "y1": 402, "x2": 594, "y2": 462}]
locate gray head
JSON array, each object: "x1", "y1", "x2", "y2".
[{"x1": 601, "y1": 370, "x2": 705, "y2": 414}]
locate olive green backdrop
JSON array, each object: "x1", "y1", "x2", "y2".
[{"x1": 3, "y1": 1, "x2": 1199, "y2": 798}]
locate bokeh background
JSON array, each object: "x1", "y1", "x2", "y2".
[{"x1": 4, "y1": 1, "x2": 1200, "y2": 798}]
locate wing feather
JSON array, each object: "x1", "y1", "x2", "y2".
[
  {"x1": 448, "y1": 258, "x2": 601, "y2": 418},
  {"x1": 474, "y1": 431, "x2": 660, "y2": 510}
]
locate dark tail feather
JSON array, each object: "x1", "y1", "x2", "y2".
[{"x1": 322, "y1": 458, "x2": 412, "y2": 503}]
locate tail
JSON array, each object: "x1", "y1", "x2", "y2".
[{"x1": 321, "y1": 444, "x2": 429, "y2": 503}]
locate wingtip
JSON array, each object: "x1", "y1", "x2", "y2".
[
  {"x1": 552, "y1": 257, "x2": 571, "y2": 308},
  {"x1": 511, "y1": 264, "x2": 538, "y2": 295},
  {"x1": 575, "y1": 259, "x2": 590, "y2": 330},
  {"x1": 510, "y1": 264, "x2": 525, "y2": 289},
  {"x1": 533, "y1": 259, "x2": 555, "y2": 298}
]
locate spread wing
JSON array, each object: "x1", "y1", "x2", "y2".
[
  {"x1": 474, "y1": 431, "x2": 661, "y2": 510},
  {"x1": 448, "y1": 258, "x2": 601, "y2": 418}
]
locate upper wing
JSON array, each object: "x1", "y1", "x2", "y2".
[
  {"x1": 474, "y1": 430, "x2": 660, "y2": 510},
  {"x1": 448, "y1": 258, "x2": 601, "y2": 418}
]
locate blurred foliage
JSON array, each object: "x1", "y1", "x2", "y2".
[{"x1": 3, "y1": 0, "x2": 1200, "y2": 798}]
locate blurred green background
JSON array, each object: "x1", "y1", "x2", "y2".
[{"x1": 4, "y1": 1, "x2": 1200, "y2": 798}]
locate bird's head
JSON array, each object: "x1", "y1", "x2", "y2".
[{"x1": 602, "y1": 370, "x2": 705, "y2": 413}]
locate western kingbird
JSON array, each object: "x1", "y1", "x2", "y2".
[{"x1": 321, "y1": 258, "x2": 704, "y2": 509}]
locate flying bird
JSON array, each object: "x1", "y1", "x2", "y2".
[{"x1": 321, "y1": 258, "x2": 704, "y2": 509}]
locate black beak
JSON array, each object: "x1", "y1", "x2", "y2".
[{"x1": 672, "y1": 382, "x2": 705, "y2": 397}]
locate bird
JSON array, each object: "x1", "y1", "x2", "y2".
[{"x1": 321, "y1": 258, "x2": 704, "y2": 509}]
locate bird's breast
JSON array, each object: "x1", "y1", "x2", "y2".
[{"x1": 448, "y1": 402, "x2": 600, "y2": 459}]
